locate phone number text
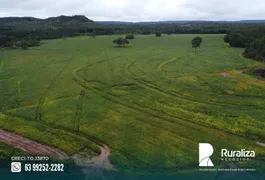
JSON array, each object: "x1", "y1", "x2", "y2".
[{"x1": 24, "y1": 163, "x2": 64, "y2": 172}]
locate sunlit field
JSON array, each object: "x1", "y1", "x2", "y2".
[{"x1": 0, "y1": 34, "x2": 264, "y2": 171}]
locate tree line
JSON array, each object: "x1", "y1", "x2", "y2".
[
  {"x1": 0, "y1": 35, "x2": 40, "y2": 49},
  {"x1": 1, "y1": 15, "x2": 265, "y2": 52},
  {"x1": 0, "y1": 15, "x2": 236, "y2": 49}
]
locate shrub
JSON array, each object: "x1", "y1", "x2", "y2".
[
  {"x1": 21, "y1": 43, "x2": 28, "y2": 50},
  {"x1": 229, "y1": 33, "x2": 246, "y2": 47},
  {"x1": 155, "y1": 32, "x2": 162, "y2": 37},
  {"x1": 126, "y1": 34, "x2": 135, "y2": 39},
  {"x1": 224, "y1": 34, "x2": 230, "y2": 43},
  {"x1": 244, "y1": 37, "x2": 265, "y2": 61},
  {"x1": 113, "y1": 38, "x2": 129, "y2": 47}
]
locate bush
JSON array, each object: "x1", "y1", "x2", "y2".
[
  {"x1": 113, "y1": 38, "x2": 129, "y2": 47},
  {"x1": 21, "y1": 43, "x2": 28, "y2": 50},
  {"x1": 224, "y1": 34, "x2": 230, "y2": 43},
  {"x1": 244, "y1": 37, "x2": 265, "y2": 61},
  {"x1": 229, "y1": 33, "x2": 246, "y2": 47},
  {"x1": 126, "y1": 34, "x2": 135, "y2": 39},
  {"x1": 155, "y1": 32, "x2": 162, "y2": 37},
  {"x1": 142, "y1": 31, "x2": 151, "y2": 35},
  {"x1": 19, "y1": 39, "x2": 40, "y2": 47},
  {"x1": 0, "y1": 36, "x2": 16, "y2": 47},
  {"x1": 88, "y1": 32, "x2": 97, "y2": 38}
]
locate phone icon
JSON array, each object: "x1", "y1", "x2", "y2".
[{"x1": 11, "y1": 162, "x2": 21, "y2": 173}]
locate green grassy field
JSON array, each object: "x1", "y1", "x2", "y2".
[{"x1": 0, "y1": 34, "x2": 264, "y2": 171}]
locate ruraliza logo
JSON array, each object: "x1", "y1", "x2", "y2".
[{"x1": 199, "y1": 143, "x2": 214, "y2": 167}]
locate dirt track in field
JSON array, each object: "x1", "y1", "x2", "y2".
[
  {"x1": 73, "y1": 144, "x2": 114, "y2": 171},
  {"x1": 0, "y1": 128, "x2": 114, "y2": 170},
  {"x1": 0, "y1": 129, "x2": 69, "y2": 160}
]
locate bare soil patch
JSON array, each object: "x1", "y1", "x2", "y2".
[
  {"x1": 0, "y1": 129, "x2": 68, "y2": 160},
  {"x1": 220, "y1": 72, "x2": 232, "y2": 77},
  {"x1": 0, "y1": 129, "x2": 114, "y2": 171},
  {"x1": 72, "y1": 144, "x2": 114, "y2": 171},
  {"x1": 257, "y1": 142, "x2": 265, "y2": 147}
]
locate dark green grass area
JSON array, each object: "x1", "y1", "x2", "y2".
[
  {"x1": 0, "y1": 34, "x2": 264, "y2": 172},
  {"x1": 0, "y1": 142, "x2": 26, "y2": 164}
]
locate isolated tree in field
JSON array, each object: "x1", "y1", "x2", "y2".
[
  {"x1": 155, "y1": 32, "x2": 162, "y2": 37},
  {"x1": 113, "y1": 38, "x2": 123, "y2": 47},
  {"x1": 192, "y1": 37, "x2": 202, "y2": 51},
  {"x1": 122, "y1": 38, "x2": 129, "y2": 46},
  {"x1": 126, "y1": 34, "x2": 135, "y2": 39},
  {"x1": 113, "y1": 38, "x2": 130, "y2": 47}
]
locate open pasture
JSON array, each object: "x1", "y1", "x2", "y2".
[{"x1": 0, "y1": 34, "x2": 264, "y2": 171}]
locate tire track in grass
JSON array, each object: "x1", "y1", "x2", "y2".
[
  {"x1": 7, "y1": 96, "x2": 79, "y2": 114},
  {"x1": 94, "y1": 85, "x2": 265, "y2": 165},
  {"x1": 90, "y1": 85, "x2": 260, "y2": 144},
  {"x1": 72, "y1": 50, "x2": 265, "y2": 142},
  {"x1": 127, "y1": 57, "x2": 265, "y2": 110},
  {"x1": 84, "y1": 67, "x2": 265, "y2": 143},
  {"x1": 71, "y1": 53, "x2": 265, "y2": 171},
  {"x1": 0, "y1": 126, "x2": 114, "y2": 170},
  {"x1": 71, "y1": 53, "x2": 263, "y2": 142},
  {"x1": 0, "y1": 51, "x2": 124, "y2": 170},
  {"x1": 70, "y1": 51, "x2": 195, "y2": 170},
  {"x1": 73, "y1": 67, "x2": 89, "y2": 132},
  {"x1": 35, "y1": 57, "x2": 73, "y2": 121},
  {"x1": 73, "y1": 90, "x2": 86, "y2": 132},
  {"x1": 78, "y1": 83, "x2": 263, "y2": 171},
  {"x1": 156, "y1": 52, "x2": 195, "y2": 72},
  {"x1": 1, "y1": 112, "x2": 104, "y2": 154},
  {"x1": 119, "y1": 49, "x2": 182, "y2": 81},
  {"x1": 157, "y1": 57, "x2": 177, "y2": 71},
  {"x1": 60, "y1": 45, "x2": 265, "y2": 170},
  {"x1": 157, "y1": 51, "x2": 265, "y2": 101}
]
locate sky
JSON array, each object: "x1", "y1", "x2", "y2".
[{"x1": 0, "y1": 0, "x2": 265, "y2": 22}]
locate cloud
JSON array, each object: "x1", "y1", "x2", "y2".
[{"x1": 0, "y1": 0, "x2": 265, "y2": 21}]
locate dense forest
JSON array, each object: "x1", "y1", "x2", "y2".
[{"x1": 224, "y1": 25, "x2": 265, "y2": 61}]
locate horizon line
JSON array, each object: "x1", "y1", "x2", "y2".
[{"x1": 0, "y1": 15, "x2": 265, "y2": 23}]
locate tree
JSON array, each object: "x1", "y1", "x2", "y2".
[
  {"x1": 126, "y1": 34, "x2": 135, "y2": 39},
  {"x1": 244, "y1": 37, "x2": 265, "y2": 61},
  {"x1": 192, "y1": 37, "x2": 202, "y2": 51},
  {"x1": 229, "y1": 33, "x2": 245, "y2": 47},
  {"x1": 0, "y1": 36, "x2": 15, "y2": 47},
  {"x1": 122, "y1": 38, "x2": 129, "y2": 46},
  {"x1": 21, "y1": 43, "x2": 28, "y2": 50},
  {"x1": 224, "y1": 34, "x2": 230, "y2": 43},
  {"x1": 166, "y1": 31, "x2": 173, "y2": 35},
  {"x1": 113, "y1": 38, "x2": 129, "y2": 47},
  {"x1": 155, "y1": 32, "x2": 162, "y2": 37}
]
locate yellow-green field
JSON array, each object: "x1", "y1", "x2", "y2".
[{"x1": 0, "y1": 34, "x2": 264, "y2": 171}]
